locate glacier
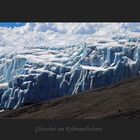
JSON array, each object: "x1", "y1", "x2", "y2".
[{"x1": 0, "y1": 23, "x2": 140, "y2": 109}]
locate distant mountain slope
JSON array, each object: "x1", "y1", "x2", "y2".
[{"x1": 0, "y1": 75, "x2": 140, "y2": 119}]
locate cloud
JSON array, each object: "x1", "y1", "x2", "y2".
[
  {"x1": 21, "y1": 22, "x2": 140, "y2": 34},
  {"x1": 0, "y1": 22, "x2": 139, "y2": 51}
]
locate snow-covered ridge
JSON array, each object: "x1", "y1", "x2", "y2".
[{"x1": 0, "y1": 23, "x2": 140, "y2": 109}]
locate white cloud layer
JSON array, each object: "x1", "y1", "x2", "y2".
[
  {"x1": 20, "y1": 22, "x2": 140, "y2": 33},
  {"x1": 0, "y1": 22, "x2": 139, "y2": 51}
]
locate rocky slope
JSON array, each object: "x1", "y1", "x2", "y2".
[{"x1": 0, "y1": 75, "x2": 140, "y2": 119}]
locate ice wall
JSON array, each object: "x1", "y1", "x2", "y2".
[{"x1": 0, "y1": 35, "x2": 140, "y2": 109}]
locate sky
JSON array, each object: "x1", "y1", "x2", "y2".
[{"x1": 0, "y1": 22, "x2": 26, "y2": 28}]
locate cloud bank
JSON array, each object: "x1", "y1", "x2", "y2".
[{"x1": 0, "y1": 22, "x2": 139, "y2": 50}]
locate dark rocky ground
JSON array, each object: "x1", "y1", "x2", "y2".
[{"x1": 0, "y1": 75, "x2": 140, "y2": 119}]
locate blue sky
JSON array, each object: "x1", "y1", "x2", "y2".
[{"x1": 0, "y1": 22, "x2": 26, "y2": 28}]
